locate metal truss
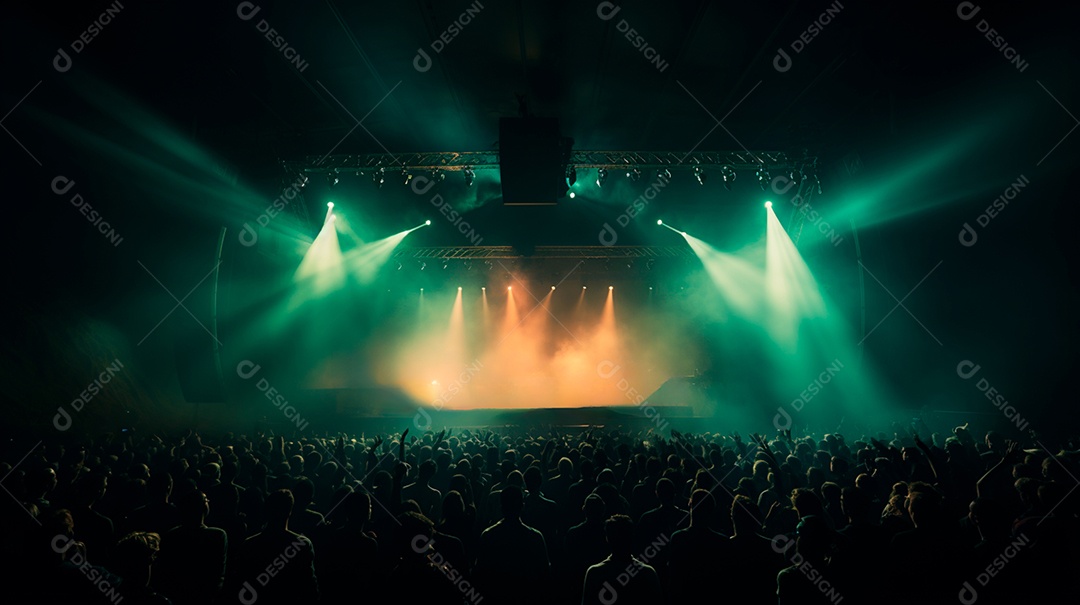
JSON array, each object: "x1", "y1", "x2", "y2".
[
  {"x1": 393, "y1": 246, "x2": 697, "y2": 260},
  {"x1": 282, "y1": 150, "x2": 817, "y2": 173}
]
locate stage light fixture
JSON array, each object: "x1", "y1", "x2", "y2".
[
  {"x1": 424, "y1": 219, "x2": 431, "y2": 226},
  {"x1": 596, "y1": 168, "x2": 607, "y2": 187},
  {"x1": 402, "y1": 168, "x2": 413, "y2": 185},
  {"x1": 551, "y1": 285, "x2": 556, "y2": 290},
  {"x1": 327, "y1": 202, "x2": 334, "y2": 209},
  {"x1": 431, "y1": 169, "x2": 446, "y2": 182},
  {"x1": 789, "y1": 167, "x2": 801, "y2": 185},
  {"x1": 566, "y1": 165, "x2": 577, "y2": 186},
  {"x1": 373, "y1": 167, "x2": 385, "y2": 188},
  {"x1": 628, "y1": 168, "x2": 642, "y2": 182},
  {"x1": 693, "y1": 166, "x2": 706, "y2": 185},
  {"x1": 458, "y1": 286, "x2": 462, "y2": 290},
  {"x1": 463, "y1": 167, "x2": 475, "y2": 187},
  {"x1": 657, "y1": 219, "x2": 663, "y2": 225},
  {"x1": 569, "y1": 191, "x2": 576, "y2": 199},
  {"x1": 721, "y1": 165, "x2": 736, "y2": 190},
  {"x1": 658, "y1": 168, "x2": 672, "y2": 182},
  {"x1": 583, "y1": 286, "x2": 587, "y2": 290},
  {"x1": 765, "y1": 201, "x2": 773, "y2": 209},
  {"x1": 609, "y1": 285, "x2": 614, "y2": 290},
  {"x1": 299, "y1": 174, "x2": 309, "y2": 188},
  {"x1": 420, "y1": 262, "x2": 427, "y2": 271},
  {"x1": 328, "y1": 173, "x2": 339, "y2": 187},
  {"x1": 507, "y1": 286, "x2": 512, "y2": 291},
  {"x1": 756, "y1": 166, "x2": 770, "y2": 191}
]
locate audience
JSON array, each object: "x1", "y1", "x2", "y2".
[{"x1": 1, "y1": 422, "x2": 1078, "y2": 604}]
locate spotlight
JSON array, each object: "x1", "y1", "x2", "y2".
[
  {"x1": 327, "y1": 202, "x2": 334, "y2": 209},
  {"x1": 721, "y1": 165, "x2": 736, "y2": 190},
  {"x1": 765, "y1": 201, "x2": 773, "y2": 209},
  {"x1": 693, "y1": 165, "x2": 706, "y2": 185},
  {"x1": 658, "y1": 168, "x2": 672, "y2": 182},
  {"x1": 566, "y1": 165, "x2": 577, "y2": 187},
  {"x1": 420, "y1": 288, "x2": 424, "y2": 292},
  {"x1": 458, "y1": 286, "x2": 462, "y2": 291},
  {"x1": 583, "y1": 286, "x2": 587, "y2": 290},
  {"x1": 756, "y1": 166, "x2": 770, "y2": 191},
  {"x1": 298, "y1": 174, "x2": 309, "y2": 188},
  {"x1": 396, "y1": 262, "x2": 402, "y2": 270},
  {"x1": 431, "y1": 169, "x2": 446, "y2": 183},
  {"x1": 328, "y1": 173, "x2": 339, "y2": 187},
  {"x1": 657, "y1": 219, "x2": 663, "y2": 225},
  {"x1": 609, "y1": 285, "x2": 613, "y2": 290},
  {"x1": 425, "y1": 219, "x2": 432, "y2": 225},
  {"x1": 402, "y1": 168, "x2": 413, "y2": 185},
  {"x1": 507, "y1": 286, "x2": 512, "y2": 291},
  {"x1": 373, "y1": 167, "x2": 385, "y2": 188},
  {"x1": 551, "y1": 285, "x2": 556, "y2": 290},
  {"x1": 420, "y1": 262, "x2": 426, "y2": 271},
  {"x1": 596, "y1": 168, "x2": 607, "y2": 187},
  {"x1": 463, "y1": 167, "x2": 475, "y2": 187},
  {"x1": 628, "y1": 168, "x2": 642, "y2": 182},
  {"x1": 789, "y1": 167, "x2": 801, "y2": 185},
  {"x1": 482, "y1": 287, "x2": 486, "y2": 291},
  {"x1": 569, "y1": 191, "x2": 576, "y2": 199}
]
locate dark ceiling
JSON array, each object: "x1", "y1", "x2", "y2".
[{"x1": 9, "y1": 1, "x2": 1072, "y2": 165}]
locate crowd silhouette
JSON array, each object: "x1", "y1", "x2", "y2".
[{"x1": 1, "y1": 423, "x2": 1078, "y2": 604}]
